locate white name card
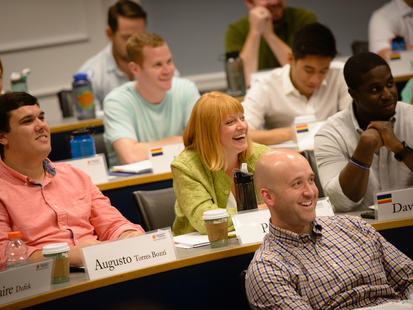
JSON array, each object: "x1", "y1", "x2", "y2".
[
  {"x1": 375, "y1": 187, "x2": 413, "y2": 221},
  {"x1": 63, "y1": 154, "x2": 108, "y2": 184},
  {"x1": 0, "y1": 260, "x2": 53, "y2": 306},
  {"x1": 294, "y1": 117, "x2": 325, "y2": 151},
  {"x1": 233, "y1": 197, "x2": 335, "y2": 244},
  {"x1": 82, "y1": 229, "x2": 177, "y2": 280}
]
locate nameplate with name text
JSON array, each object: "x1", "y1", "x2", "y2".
[
  {"x1": 233, "y1": 197, "x2": 335, "y2": 244},
  {"x1": 82, "y1": 229, "x2": 177, "y2": 280},
  {"x1": 375, "y1": 187, "x2": 413, "y2": 221},
  {"x1": 0, "y1": 260, "x2": 53, "y2": 306}
]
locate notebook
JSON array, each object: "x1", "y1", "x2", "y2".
[{"x1": 148, "y1": 143, "x2": 185, "y2": 174}]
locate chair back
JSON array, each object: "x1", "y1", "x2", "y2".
[
  {"x1": 92, "y1": 132, "x2": 109, "y2": 167},
  {"x1": 133, "y1": 187, "x2": 176, "y2": 231},
  {"x1": 351, "y1": 41, "x2": 369, "y2": 55},
  {"x1": 301, "y1": 150, "x2": 325, "y2": 197}
]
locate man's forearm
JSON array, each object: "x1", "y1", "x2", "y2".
[
  {"x1": 240, "y1": 30, "x2": 261, "y2": 87},
  {"x1": 263, "y1": 32, "x2": 291, "y2": 67},
  {"x1": 249, "y1": 128, "x2": 294, "y2": 146}
]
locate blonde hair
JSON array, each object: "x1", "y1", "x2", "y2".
[
  {"x1": 127, "y1": 32, "x2": 165, "y2": 66},
  {"x1": 183, "y1": 91, "x2": 253, "y2": 171}
]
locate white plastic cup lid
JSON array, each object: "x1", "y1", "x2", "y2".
[
  {"x1": 202, "y1": 209, "x2": 228, "y2": 220},
  {"x1": 42, "y1": 242, "x2": 70, "y2": 255}
]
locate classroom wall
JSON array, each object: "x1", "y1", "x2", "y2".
[{"x1": 0, "y1": 0, "x2": 387, "y2": 122}]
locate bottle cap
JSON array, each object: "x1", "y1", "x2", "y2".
[
  {"x1": 42, "y1": 242, "x2": 70, "y2": 255},
  {"x1": 73, "y1": 72, "x2": 88, "y2": 81},
  {"x1": 8, "y1": 231, "x2": 22, "y2": 239},
  {"x1": 241, "y1": 163, "x2": 248, "y2": 173},
  {"x1": 72, "y1": 128, "x2": 91, "y2": 136},
  {"x1": 202, "y1": 209, "x2": 228, "y2": 220}
]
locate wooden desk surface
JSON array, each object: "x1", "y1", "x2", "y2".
[
  {"x1": 49, "y1": 117, "x2": 103, "y2": 134},
  {"x1": 2, "y1": 212, "x2": 412, "y2": 309},
  {"x1": 1, "y1": 239, "x2": 260, "y2": 310},
  {"x1": 97, "y1": 171, "x2": 172, "y2": 191}
]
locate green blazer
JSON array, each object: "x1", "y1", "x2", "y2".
[{"x1": 171, "y1": 143, "x2": 270, "y2": 236}]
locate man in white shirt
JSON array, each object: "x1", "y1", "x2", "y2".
[
  {"x1": 314, "y1": 52, "x2": 413, "y2": 212},
  {"x1": 368, "y1": 0, "x2": 413, "y2": 59},
  {"x1": 243, "y1": 23, "x2": 351, "y2": 145},
  {"x1": 78, "y1": 0, "x2": 147, "y2": 109}
]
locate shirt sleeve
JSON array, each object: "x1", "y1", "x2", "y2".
[
  {"x1": 401, "y1": 78, "x2": 413, "y2": 104},
  {"x1": 87, "y1": 179, "x2": 144, "y2": 240},
  {"x1": 104, "y1": 93, "x2": 138, "y2": 144},
  {"x1": 368, "y1": 9, "x2": 394, "y2": 53},
  {"x1": 355, "y1": 217, "x2": 413, "y2": 299},
  {"x1": 243, "y1": 82, "x2": 269, "y2": 130},
  {"x1": 314, "y1": 125, "x2": 364, "y2": 211},
  {"x1": 246, "y1": 256, "x2": 313, "y2": 309},
  {"x1": 225, "y1": 21, "x2": 246, "y2": 54},
  {"x1": 183, "y1": 81, "x2": 200, "y2": 124}
]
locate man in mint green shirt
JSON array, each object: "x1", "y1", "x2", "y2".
[
  {"x1": 225, "y1": 0, "x2": 316, "y2": 86},
  {"x1": 104, "y1": 33, "x2": 199, "y2": 167}
]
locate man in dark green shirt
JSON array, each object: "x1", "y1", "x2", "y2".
[{"x1": 225, "y1": 0, "x2": 316, "y2": 86}]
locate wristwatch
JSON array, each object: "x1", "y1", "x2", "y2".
[{"x1": 394, "y1": 141, "x2": 413, "y2": 161}]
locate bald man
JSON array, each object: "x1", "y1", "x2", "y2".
[{"x1": 246, "y1": 149, "x2": 413, "y2": 309}]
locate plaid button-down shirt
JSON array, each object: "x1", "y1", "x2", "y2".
[{"x1": 246, "y1": 215, "x2": 413, "y2": 309}]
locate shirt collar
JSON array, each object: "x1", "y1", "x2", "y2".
[
  {"x1": 105, "y1": 43, "x2": 124, "y2": 77},
  {"x1": 350, "y1": 101, "x2": 397, "y2": 135},
  {"x1": 282, "y1": 64, "x2": 328, "y2": 97},
  {"x1": 268, "y1": 219, "x2": 323, "y2": 246},
  {"x1": 0, "y1": 157, "x2": 56, "y2": 185}
]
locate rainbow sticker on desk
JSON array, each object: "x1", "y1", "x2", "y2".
[
  {"x1": 296, "y1": 124, "x2": 309, "y2": 133},
  {"x1": 389, "y1": 53, "x2": 401, "y2": 61},
  {"x1": 377, "y1": 193, "x2": 392, "y2": 204},
  {"x1": 150, "y1": 147, "x2": 163, "y2": 157}
]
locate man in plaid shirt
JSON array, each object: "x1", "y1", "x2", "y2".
[{"x1": 246, "y1": 149, "x2": 413, "y2": 309}]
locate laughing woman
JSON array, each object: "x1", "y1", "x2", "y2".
[{"x1": 171, "y1": 91, "x2": 269, "y2": 236}]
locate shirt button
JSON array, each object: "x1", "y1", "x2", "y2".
[
  {"x1": 332, "y1": 263, "x2": 339, "y2": 269},
  {"x1": 224, "y1": 189, "x2": 229, "y2": 195}
]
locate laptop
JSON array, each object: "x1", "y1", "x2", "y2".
[{"x1": 148, "y1": 143, "x2": 185, "y2": 174}]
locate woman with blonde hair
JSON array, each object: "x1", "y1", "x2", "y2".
[{"x1": 171, "y1": 91, "x2": 269, "y2": 236}]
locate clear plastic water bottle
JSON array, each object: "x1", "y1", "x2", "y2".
[
  {"x1": 70, "y1": 128, "x2": 96, "y2": 159},
  {"x1": 225, "y1": 51, "x2": 246, "y2": 97},
  {"x1": 5, "y1": 231, "x2": 28, "y2": 269},
  {"x1": 72, "y1": 73, "x2": 96, "y2": 120}
]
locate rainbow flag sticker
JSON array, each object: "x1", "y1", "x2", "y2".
[
  {"x1": 151, "y1": 147, "x2": 163, "y2": 157},
  {"x1": 377, "y1": 193, "x2": 392, "y2": 204},
  {"x1": 296, "y1": 124, "x2": 309, "y2": 133},
  {"x1": 390, "y1": 53, "x2": 400, "y2": 61}
]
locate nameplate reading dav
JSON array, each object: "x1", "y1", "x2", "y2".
[
  {"x1": 82, "y1": 229, "x2": 176, "y2": 280},
  {"x1": 375, "y1": 187, "x2": 413, "y2": 221}
]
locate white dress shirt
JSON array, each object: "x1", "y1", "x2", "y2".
[
  {"x1": 243, "y1": 61, "x2": 351, "y2": 130},
  {"x1": 368, "y1": 0, "x2": 413, "y2": 53},
  {"x1": 314, "y1": 102, "x2": 413, "y2": 212}
]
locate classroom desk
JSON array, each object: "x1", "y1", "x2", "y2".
[{"x1": 2, "y1": 213, "x2": 412, "y2": 310}]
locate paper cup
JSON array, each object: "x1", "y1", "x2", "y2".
[{"x1": 202, "y1": 209, "x2": 229, "y2": 248}]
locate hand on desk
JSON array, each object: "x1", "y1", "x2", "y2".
[
  {"x1": 118, "y1": 229, "x2": 145, "y2": 240},
  {"x1": 70, "y1": 239, "x2": 102, "y2": 267}
]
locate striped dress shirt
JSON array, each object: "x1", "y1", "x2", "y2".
[{"x1": 246, "y1": 215, "x2": 413, "y2": 309}]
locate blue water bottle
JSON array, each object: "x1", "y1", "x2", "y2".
[
  {"x1": 70, "y1": 128, "x2": 96, "y2": 159},
  {"x1": 392, "y1": 36, "x2": 406, "y2": 52},
  {"x1": 72, "y1": 73, "x2": 96, "y2": 120}
]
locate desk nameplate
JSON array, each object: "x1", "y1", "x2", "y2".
[
  {"x1": 0, "y1": 260, "x2": 53, "y2": 306},
  {"x1": 82, "y1": 229, "x2": 177, "y2": 280},
  {"x1": 375, "y1": 187, "x2": 413, "y2": 221}
]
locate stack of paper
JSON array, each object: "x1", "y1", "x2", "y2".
[
  {"x1": 173, "y1": 232, "x2": 210, "y2": 248},
  {"x1": 110, "y1": 160, "x2": 152, "y2": 174}
]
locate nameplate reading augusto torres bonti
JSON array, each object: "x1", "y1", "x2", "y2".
[{"x1": 81, "y1": 229, "x2": 176, "y2": 280}]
